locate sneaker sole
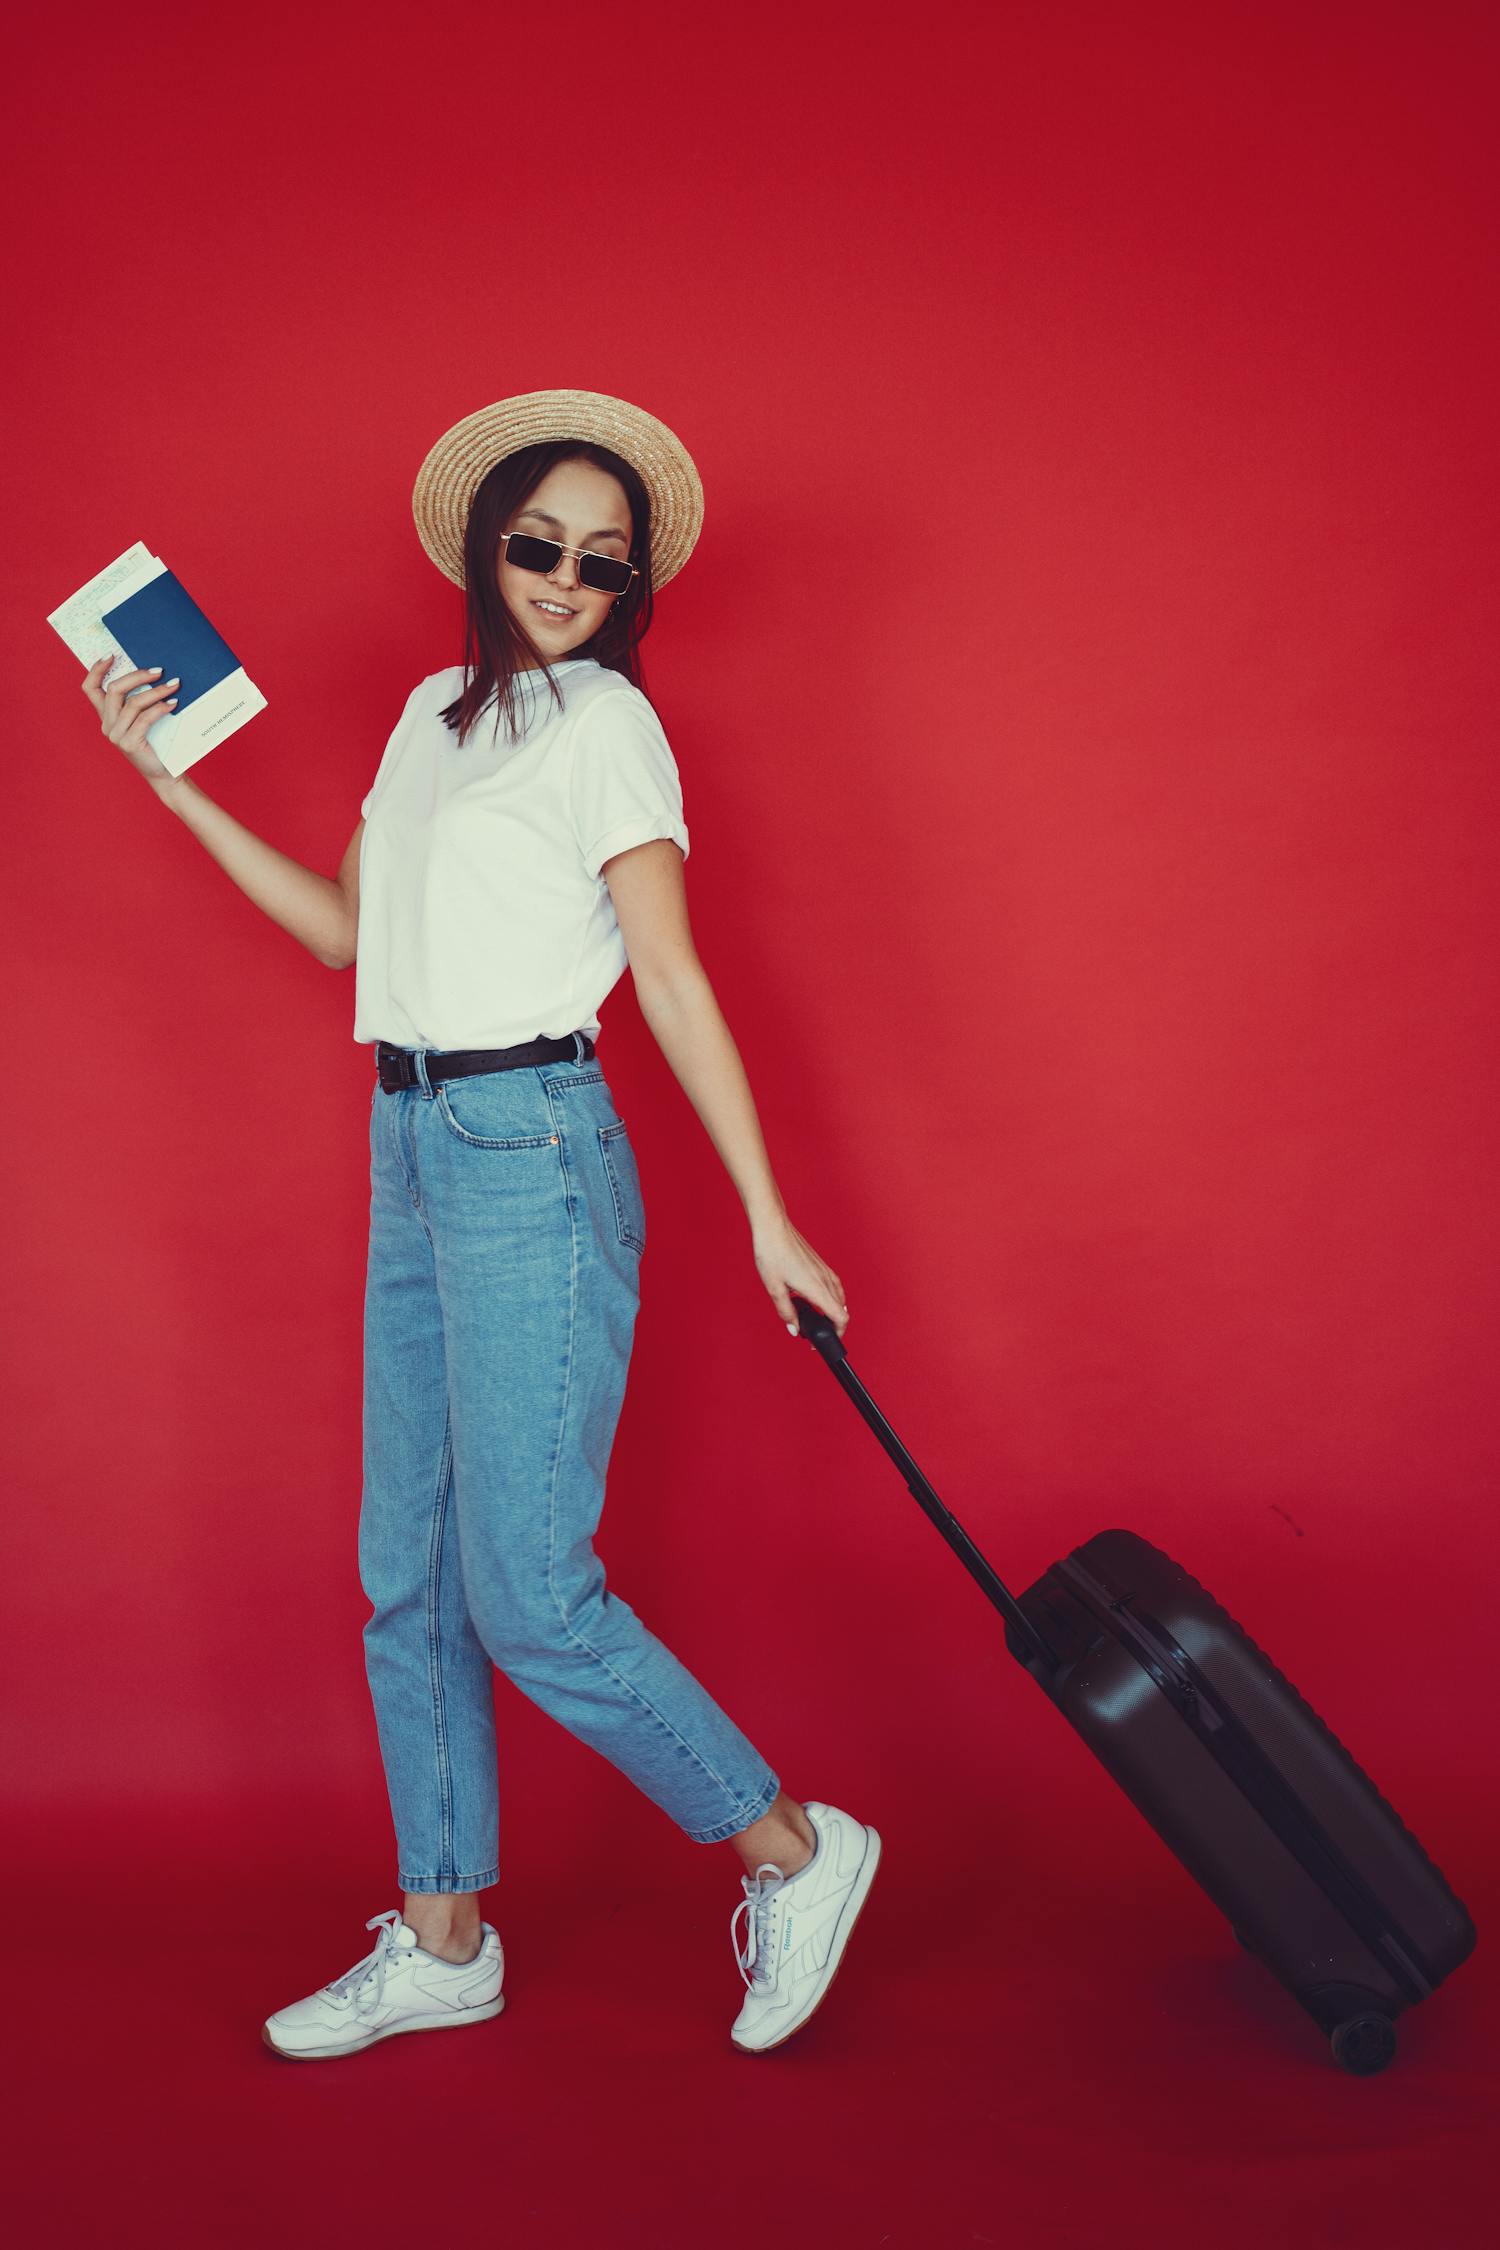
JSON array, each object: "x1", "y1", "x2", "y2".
[
  {"x1": 730, "y1": 1825, "x2": 883, "y2": 2054},
  {"x1": 262, "y1": 1993, "x2": 505, "y2": 2060}
]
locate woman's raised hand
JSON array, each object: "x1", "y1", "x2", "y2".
[{"x1": 81, "y1": 655, "x2": 180, "y2": 785}]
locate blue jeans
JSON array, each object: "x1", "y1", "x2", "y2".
[{"x1": 359, "y1": 1036, "x2": 781, "y2": 1893}]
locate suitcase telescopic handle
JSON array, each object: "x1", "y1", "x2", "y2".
[{"x1": 790, "y1": 1293, "x2": 1058, "y2": 1672}]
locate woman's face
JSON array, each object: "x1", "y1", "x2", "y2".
[{"x1": 498, "y1": 457, "x2": 634, "y2": 666}]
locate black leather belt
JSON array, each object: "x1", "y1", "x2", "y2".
[{"x1": 376, "y1": 1032, "x2": 595, "y2": 1094}]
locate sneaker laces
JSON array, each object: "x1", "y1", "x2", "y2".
[
  {"x1": 323, "y1": 1910, "x2": 408, "y2": 2019},
  {"x1": 731, "y1": 1861, "x2": 787, "y2": 1992}
]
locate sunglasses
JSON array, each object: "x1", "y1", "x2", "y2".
[{"x1": 499, "y1": 530, "x2": 639, "y2": 598}]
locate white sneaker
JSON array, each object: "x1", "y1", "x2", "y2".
[
  {"x1": 729, "y1": 1801, "x2": 881, "y2": 2053},
  {"x1": 262, "y1": 1909, "x2": 505, "y2": 2060}
]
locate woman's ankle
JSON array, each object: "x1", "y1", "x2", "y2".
[{"x1": 402, "y1": 1895, "x2": 483, "y2": 1958}]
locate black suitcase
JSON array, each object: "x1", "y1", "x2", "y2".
[{"x1": 789, "y1": 1295, "x2": 1477, "y2": 2074}]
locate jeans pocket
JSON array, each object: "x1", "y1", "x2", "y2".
[
  {"x1": 435, "y1": 1072, "x2": 559, "y2": 1149},
  {"x1": 597, "y1": 1121, "x2": 646, "y2": 1255}
]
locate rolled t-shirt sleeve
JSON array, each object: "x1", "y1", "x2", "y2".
[
  {"x1": 569, "y1": 687, "x2": 690, "y2": 881},
  {"x1": 361, "y1": 678, "x2": 428, "y2": 820}
]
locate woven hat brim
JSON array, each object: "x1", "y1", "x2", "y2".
[{"x1": 411, "y1": 388, "x2": 704, "y2": 594}]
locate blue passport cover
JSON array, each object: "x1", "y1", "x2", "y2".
[{"x1": 101, "y1": 569, "x2": 242, "y2": 713}]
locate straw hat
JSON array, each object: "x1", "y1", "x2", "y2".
[{"x1": 411, "y1": 387, "x2": 705, "y2": 594}]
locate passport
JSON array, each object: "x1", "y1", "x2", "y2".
[
  {"x1": 101, "y1": 567, "x2": 242, "y2": 710},
  {"x1": 47, "y1": 542, "x2": 267, "y2": 776}
]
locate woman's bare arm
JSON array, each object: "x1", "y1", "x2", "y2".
[
  {"x1": 81, "y1": 656, "x2": 360, "y2": 970},
  {"x1": 330, "y1": 815, "x2": 363, "y2": 969},
  {"x1": 151, "y1": 771, "x2": 361, "y2": 970}
]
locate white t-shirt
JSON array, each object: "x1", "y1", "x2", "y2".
[{"x1": 352, "y1": 658, "x2": 690, "y2": 1049}]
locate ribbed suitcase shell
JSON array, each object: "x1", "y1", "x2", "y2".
[
  {"x1": 788, "y1": 1295, "x2": 1478, "y2": 2073},
  {"x1": 1003, "y1": 1529, "x2": 1476, "y2": 2071}
]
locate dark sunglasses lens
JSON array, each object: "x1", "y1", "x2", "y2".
[
  {"x1": 505, "y1": 534, "x2": 560, "y2": 573},
  {"x1": 578, "y1": 553, "x2": 634, "y2": 595}
]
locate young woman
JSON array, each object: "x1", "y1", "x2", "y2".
[{"x1": 81, "y1": 387, "x2": 881, "y2": 2059}]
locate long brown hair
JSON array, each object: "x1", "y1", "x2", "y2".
[{"x1": 438, "y1": 441, "x2": 657, "y2": 748}]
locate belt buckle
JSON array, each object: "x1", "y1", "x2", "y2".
[{"x1": 377, "y1": 1044, "x2": 417, "y2": 1094}]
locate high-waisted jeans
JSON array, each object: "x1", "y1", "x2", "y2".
[{"x1": 359, "y1": 1038, "x2": 781, "y2": 1893}]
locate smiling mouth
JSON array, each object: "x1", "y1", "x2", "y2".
[{"x1": 531, "y1": 600, "x2": 576, "y2": 618}]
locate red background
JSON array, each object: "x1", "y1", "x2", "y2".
[{"x1": 6, "y1": 0, "x2": 1497, "y2": 2241}]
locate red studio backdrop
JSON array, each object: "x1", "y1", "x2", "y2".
[{"x1": 4, "y1": 1, "x2": 1497, "y2": 2244}]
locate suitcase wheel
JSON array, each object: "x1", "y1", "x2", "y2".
[
  {"x1": 1330, "y1": 2012, "x2": 1398, "y2": 2076},
  {"x1": 1235, "y1": 1931, "x2": 1399, "y2": 2071}
]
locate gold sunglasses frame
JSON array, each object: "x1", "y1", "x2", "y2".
[{"x1": 499, "y1": 529, "x2": 640, "y2": 595}]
